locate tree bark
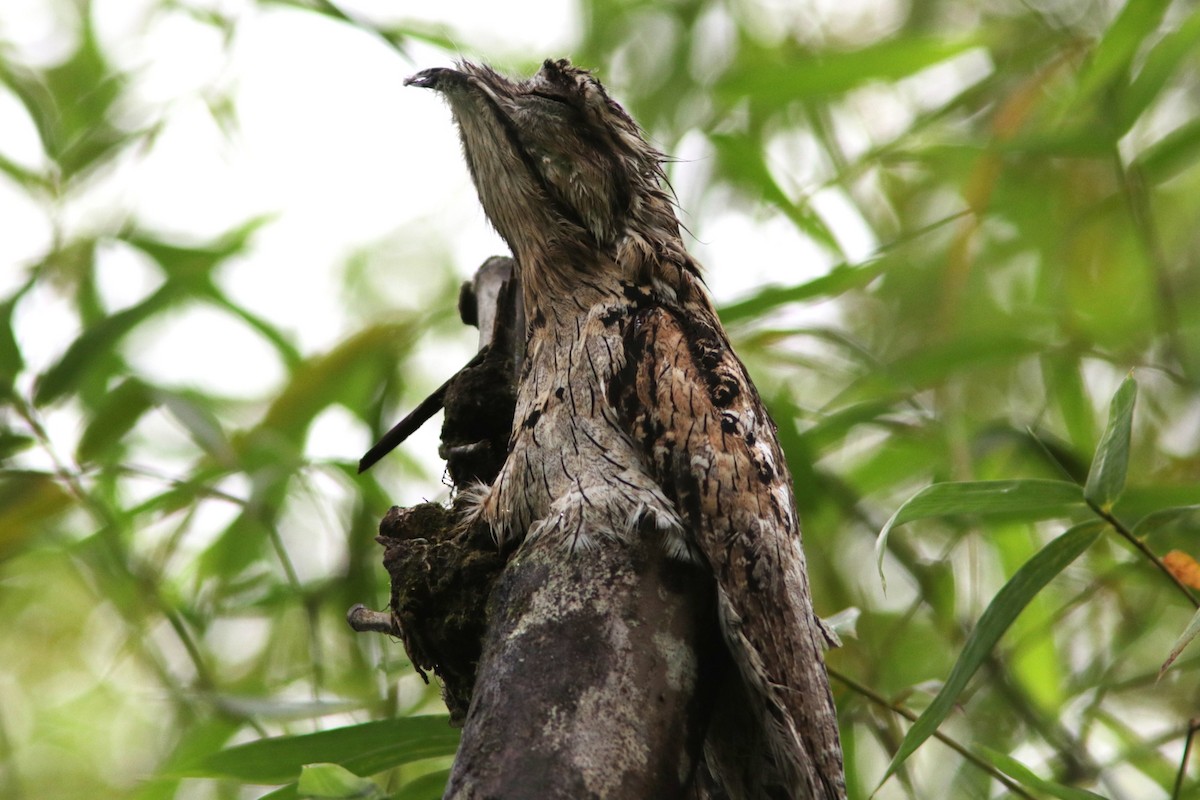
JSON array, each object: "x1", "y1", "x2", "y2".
[
  {"x1": 446, "y1": 519, "x2": 721, "y2": 798},
  {"x1": 352, "y1": 256, "x2": 725, "y2": 797}
]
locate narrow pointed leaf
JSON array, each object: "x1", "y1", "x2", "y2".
[
  {"x1": 297, "y1": 763, "x2": 383, "y2": 798},
  {"x1": 188, "y1": 717, "x2": 459, "y2": 784},
  {"x1": 1120, "y1": 7, "x2": 1200, "y2": 131},
  {"x1": 390, "y1": 769, "x2": 452, "y2": 800},
  {"x1": 876, "y1": 480, "x2": 1084, "y2": 576},
  {"x1": 719, "y1": 260, "x2": 886, "y2": 323},
  {"x1": 1076, "y1": 0, "x2": 1172, "y2": 100},
  {"x1": 34, "y1": 283, "x2": 178, "y2": 406},
  {"x1": 155, "y1": 389, "x2": 236, "y2": 464},
  {"x1": 0, "y1": 295, "x2": 25, "y2": 395},
  {"x1": 978, "y1": 747, "x2": 1107, "y2": 800},
  {"x1": 877, "y1": 521, "x2": 1103, "y2": 788},
  {"x1": 76, "y1": 378, "x2": 154, "y2": 463},
  {"x1": 1084, "y1": 375, "x2": 1137, "y2": 510},
  {"x1": 1159, "y1": 606, "x2": 1200, "y2": 677},
  {"x1": 1137, "y1": 118, "x2": 1200, "y2": 183},
  {"x1": 1133, "y1": 505, "x2": 1200, "y2": 538},
  {"x1": 0, "y1": 471, "x2": 75, "y2": 557},
  {"x1": 709, "y1": 133, "x2": 841, "y2": 254},
  {"x1": 717, "y1": 34, "x2": 983, "y2": 102}
]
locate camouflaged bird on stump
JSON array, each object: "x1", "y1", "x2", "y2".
[{"x1": 354, "y1": 59, "x2": 846, "y2": 799}]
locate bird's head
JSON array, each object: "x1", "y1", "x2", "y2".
[{"x1": 406, "y1": 59, "x2": 681, "y2": 291}]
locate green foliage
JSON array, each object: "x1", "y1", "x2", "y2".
[
  {"x1": 189, "y1": 717, "x2": 458, "y2": 794},
  {"x1": 1084, "y1": 375, "x2": 1137, "y2": 510},
  {"x1": 2, "y1": 1, "x2": 1200, "y2": 798}
]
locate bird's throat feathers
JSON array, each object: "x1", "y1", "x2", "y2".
[{"x1": 419, "y1": 59, "x2": 696, "y2": 318}]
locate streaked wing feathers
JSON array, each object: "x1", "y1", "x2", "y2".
[{"x1": 611, "y1": 303, "x2": 845, "y2": 800}]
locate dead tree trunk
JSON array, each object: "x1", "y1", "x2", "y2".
[{"x1": 349, "y1": 257, "x2": 725, "y2": 797}]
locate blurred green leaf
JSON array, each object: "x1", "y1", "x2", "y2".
[
  {"x1": 0, "y1": 431, "x2": 35, "y2": 461},
  {"x1": 797, "y1": 399, "x2": 896, "y2": 456},
  {"x1": 208, "y1": 291, "x2": 303, "y2": 369},
  {"x1": 717, "y1": 34, "x2": 984, "y2": 103},
  {"x1": 1135, "y1": 117, "x2": 1200, "y2": 183},
  {"x1": 1042, "y1": 356, "x2": 1094, "y2": 459},
  {"x1": 239, "y1": 321, "x2": 418, "y2": 467},
  {"x1": 844, "y1": 336, "x2": 1047, "y2": 402},
  {"x1": 297, "y1": 763, "x2": 383, "y2": 798},
  {"x1": 1115, "y1": 486, "x2": 1200, "y2": 521},
  {"x1": 991, "y1": 523, "x2": 1067, "y2": 711},
  {"x1": 1119, "y1": 6, "x2": 1200, "y2": 131},
  {"x1": 33, "y1": 283, "x2": 179, "y2": 406},
  {"x1": 0, "y1": 471, "x2": 74, "y2": 557},
  {"x1": 978, "y1": 747, "x2": 1107, "y2": 800},
  {"x1": 154, "y1": 388, "x2": 236, "y2": 464},
  {"x1": 0, "y1": 12, "x2": 127, "y2": 176},
  {"x1": 133, "y1": 719, "x2": 241, "y2": 800},
  {"x1": 128, "y1": 218, "x2": 269, "y2": 287},
  {"x1": 389, "y1": 769, "x2": 451, "y2": 800},
  {"x1": 0, "y1": 294, "x2": 26, "y2": 395},
  {"x1": 1159, "y1": 606, "x2": 1200, "y2": 677},
  {"x1": 1075, "y1": 0, "x2": 1172, "y2": 102},
  {"x1": 76, "y1": 378, "x2": 154, "y2": 464},
  {"x1": 878, "y1": 521, "x2": 1104, "y2": 787},
  {"x1": 720, "y1": 259, "x2": 886, "y2": 323},
  {"x1": 1132, "y1": 505, "x2": 1200, "y2": 538},
  {"x1": 877, "y1": 480, "x2": 1085, "y2": 576},
  {"x1": 189, "y1": 717, "x2": 459, "y2": 784},
  {"x1": 259, "y1": 786, "x2": 300, "y2": 800},
  {"x1": 1084, "y1": 375, "x2": 1137, "y2": 511},
  {"x1": 708, "y1": 133, "x2": 841, "y2": 253}
]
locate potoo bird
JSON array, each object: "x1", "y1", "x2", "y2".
[{"x1": 405, "y1": 60, "x2": 846, "y2": 799}]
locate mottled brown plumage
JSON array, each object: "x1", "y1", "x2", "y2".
[{"x1": 407, "y1": 59, "x2": 845, "y2": 799}]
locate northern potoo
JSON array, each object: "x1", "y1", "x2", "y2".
[{"x1": 406, "y1": 60, "x2": 846, "y2": 799}]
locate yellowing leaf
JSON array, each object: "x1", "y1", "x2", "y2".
[{"x1": 1163, "y1": 550, "x2": 1200, "y2": 590}]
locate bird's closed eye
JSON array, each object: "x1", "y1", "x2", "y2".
[{"x1": 529, "y1": 91, "x2": 572, "y2": 107}]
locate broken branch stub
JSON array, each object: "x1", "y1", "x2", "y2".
[{"x1": 349, "y1": 256, "x2": 520, "y2": 722}]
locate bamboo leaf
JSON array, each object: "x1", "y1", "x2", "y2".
[
  {"x1": 0, "y1": 471, "x2": 75, "y2": 558},
  {"x1": 978, "y1": 747, "x2": 1107, "y2": 800},
  {"x1": 1076, "y1": 0, "x2": 1172, "y2": 100},
  {"x1": 128, "y1": 218, "x2": 269, "y2": 286},
  {"x1": 1135, "y1": 118, "x2": 1200, "y2": 183},
  {"x1": 4, "y1": 15, "x2": 127, "y2": 176},
  {"x1": 247, "y1": 322, "x2": 417, "y2": 456},
  {"x1": 389, "y1": 769, "x2": 452, "y2": 800},
  {"x1": 719, "y1": 259, "x2": 886, "y2": 323},
  {"x1": 1084, "y1": 375, "x2": 1137, "y2": 510},
  {"x1": 876, "y1": 480, "x2": 1085, "y2": 577},
  {"x1": 0, "y1": 432, "x2": 35, "y2": 461},
  {"x1": 1119, "y1": 7, "x2": 1200, "y2": 131},
  {"x1": 188, "y1": 717, "x2": 459, "y2": 784},
  {"x1": 878, "y1": 521, "x2": 1104, "y2": 787},
  {"x1": 717, "y1": 34, "x2": 983, "y2": 102},
  {"x1": 0, "y1": 294, "x2": 25, "y2": 395},
  {"x1": 708, "y1": 133, "x2": 842, "y2": 254},
  {"x1": 297, "y1": 763, "x2": 383, "y2": 798},
  {"x1": 33, "y1": 283, "x2": 179, "y2": 406},
  {"x1": 154, "y1": 389, "x2": 236, "y2": 464},
  {"x1": 843, "y1": 336, "x2": 1047, "y2": 404},
  {"x1": 76, "y1": 378, "x2": 154, "y2": 464},
  {"x1": 1132, "y1": 505, "x2": 1200, "y2": 538},
  {"x1": 257, "y1": 786, "x2": 299, "y2": 800},
  {"x1": 1159, "y1": 607, "x2": 1200, "y2": 677}
]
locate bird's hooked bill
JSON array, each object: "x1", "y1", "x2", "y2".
[{"x1": 404, "y1": 67, "x2": 461, "y2": 90}]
